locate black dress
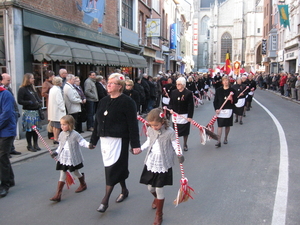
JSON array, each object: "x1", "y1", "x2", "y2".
[
  {"x1": 232, "y1": 84, "x2": 247, "y2": 116},
  {"x1": 169, "y1": 88, "x2": 194, "y2": 136},
  {"x1": 213, "y1": 87, "x2": 237, "y2": 127},
  {"x1": 90, "y1": 94, "x2": 140, "y2": 186}
]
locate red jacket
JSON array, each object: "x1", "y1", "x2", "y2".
[{"x1": 279, "y1": 75, "x2": 287, "y2": 87}]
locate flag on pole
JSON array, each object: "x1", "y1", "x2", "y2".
[
  {"x1": 250, "y1": 66, "x2": 256, "y2": 75},
  {"x1": 240, "y1": 68, "x2": 246, "y2": 74},
  {"x1": 278, "y1": 5, "x2": 290, "y2": 29},
  {"x1": 225, "y1": 52, "x2": 231, "y2": 75}
]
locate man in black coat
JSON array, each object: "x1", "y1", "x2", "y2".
[
  {"x1": 141, "y1": 73, "x2": 150, "y2": 113},
  {"x1": 95, "y1": 75, "x2": 107, "y2": 110}
]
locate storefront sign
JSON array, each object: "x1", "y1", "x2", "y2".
[
  {"x1": 286, "y1": 50, "x2": 297, "y2": 60},
  {"x1": 143, "y1": 47, "x2": 156, "y2": 58},
  {"x1": 170, "y1": 23, "x2": 177, "y2": 50},
  {"x1": 23, "y1": 10, "x2": 120, "y2": 48},
  {"x1": 146, "y1": 19, "x2": 161, "y2": 37}
]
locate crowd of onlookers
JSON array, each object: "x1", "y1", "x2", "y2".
[{"x1": 255, "y1": 72, "x2": 300, "y2": 100}]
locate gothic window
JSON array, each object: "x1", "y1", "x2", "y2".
[
  {"x1": 201, "y1": 16, "x2": 209, "y2": 35},
  {"x1": 122, "y1": 0, "x2": 133, "y2": 30},
  {"x1": 220, "y1": 32, "x2": 232, "y2": 63}
]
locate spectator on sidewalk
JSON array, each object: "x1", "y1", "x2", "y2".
[
  {"x1": 74, "y1": 76, "x2": 86, "y2": 133},
  {"x1": 279, "y1": 72, "x2": 287, "y2": 96},
  {"x1": 133, "y1": 78, "x2": 145, "y2": 114},
  {"x1": 41, "y1": 70, "x2": 55, "y2": 107},
  {"x1": 295, "y1": 75, "x2": 300, "y2": 101},
  {"x1": 0, "y1": 74, "x2": 16, "y2": 197},
  {"x1": 0, "y1": 73, "x2": 21, "y2": 156},
  {"x1": 48, "y1": 77, "x2": 66, "y2": 144},
  {"x1": 63, "y1": 74, "x2": 85, "y2": 132},
  {"x1": 148, "y1": 76, "x2": 156, "y2": 112},
  {"x1": 124, "y1": 79, "x2": 140, "y2": 112},
  {"x1": 57, "y1": 68, "x2": 68, "y2": 89},
  {"x1": 141, "y1": 73, "x2": 150, "y2": 114},
  {"x1": 84, "y1": 71, "x2": 98, "y2": 131},
  {"x1": 17, "y1": 73, "x2": 43, "y2": 152},
  {"x1": 41, "y1": 70, "x2": 55, "y2": 140},
  {"x1": 95, "y1": 75, "x2": 107, "y2": 110}
]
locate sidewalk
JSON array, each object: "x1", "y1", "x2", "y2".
[
  {"x1": 265, "y1": 88, "x2": 300, "y2": 105},
  {"x1": 10, "y1": 124, "x2": 93, "y2": 165}
]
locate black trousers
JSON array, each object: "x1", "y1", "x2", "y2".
[{"x1": 0, "y1": 136, "x2": 15, "y2": 189}]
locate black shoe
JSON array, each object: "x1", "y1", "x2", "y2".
[
  {"x1": 223, "y1": 140, "x2": 228, "y2": 144},
  {"x1": 34, "y1": 145, "x2": 41, "y2": 151},
  {"x1": 53, "y1": 141, "x2": 59, "y2": 145},
  {"x1": 116, "y1": 190, "x2": 129, "y2": 203},
  {"x1": 10, "y1": 150, "x2": 22, "y2": 155},
  {"x1": 184, "y1": 146, "x2": 188, "y2": 151},
  {"x1": 0, "y1": 187, "x2": 9, "y2": 197},
  {"x1": 215, "y1": 142, "x2": 221, "y2": 148},
  {"x1": 27, "y1": 146, "x2": 37, "y2": 152},
  {"x1": 240, "y1": 121, "x2": 243, "y2": 125},
  {"x1": 9, "y1": 180, "x2": 15, "y2": 187},
  {"x1": 234, "y1": 119, "x2": 238, "y2": 123},
  {"x1": 97, "y1": 204, "x2": 108, "y2": 213},
  {"x1": 9, "y1": 154, "x2": 12, "y2": 158}
]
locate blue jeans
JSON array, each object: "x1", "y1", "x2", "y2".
[{"x1": 86, "y1": 101, "x2": 96, "y2": 129}]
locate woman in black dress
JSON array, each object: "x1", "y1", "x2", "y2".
[
  {"x1": 232, "y1": 77, "x2": 248, "y2": 125},
  {"x1": 169, "y1": 77, "x2": 194, "y2": 151},
  {"x1": 213, "y1": 76, "x2": 237, "y2": 147},
  {"x1": 90, "y1": 73, "x2": 141, "y2": 213}
]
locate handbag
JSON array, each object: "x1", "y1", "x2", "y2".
[{"x1": 38, "y1": 108, "x2": 45, "y2": 120}]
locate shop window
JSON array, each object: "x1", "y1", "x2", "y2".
[{"x1": 32, "y1": 62, "x2": 53, "y2": 108}]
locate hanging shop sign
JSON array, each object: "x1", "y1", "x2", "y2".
[{"x1": 146, "y1": 19, "x2": 161, "y2": 37}]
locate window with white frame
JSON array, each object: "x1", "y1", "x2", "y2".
[
  {"x1": 122, "y1": 0, "x2": 133, "y2": 30},
  {"x1": 152, "y1": 0, "x2": 160, "y2": 13}
]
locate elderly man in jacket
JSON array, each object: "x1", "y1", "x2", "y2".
[
  {"x1": 63, "y1": 74, "x2": 86, "y2": 132},
  {"x1": 0, "y1": 73, "x2": 21, "y2": 156},
  {"x1": 84, "y1": 71, "x2": 98, "y2": 131},
  {"x1": 0, "y1": 74, "x2": 16, "y2": 197}
]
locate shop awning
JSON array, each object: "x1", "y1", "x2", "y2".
[
  {"x1": 102, "y1": 48, "x2": 120, "y2": 66},
  {"x1": 0, "y1": 37, "x2": 6, "y2": 65},
  {"x1": 115, "y1": 51, "x2": 130, "y2": 67},
  {"x1": 87, "y1": 46, "x2": 107, "y2": 65},
  {"x1": 31, "y1": 34, "x2": 72, "y2": 62},
  {"x1": 126, "y1": 53, "x2": 147, "y2": 68},
  {"x1": 66, "y1": 41, "x2": 93, "y2": 64}
]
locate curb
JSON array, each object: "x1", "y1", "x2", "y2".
[{"x1": 265, "y1": 89, "x2": 300, "y2": 105}]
